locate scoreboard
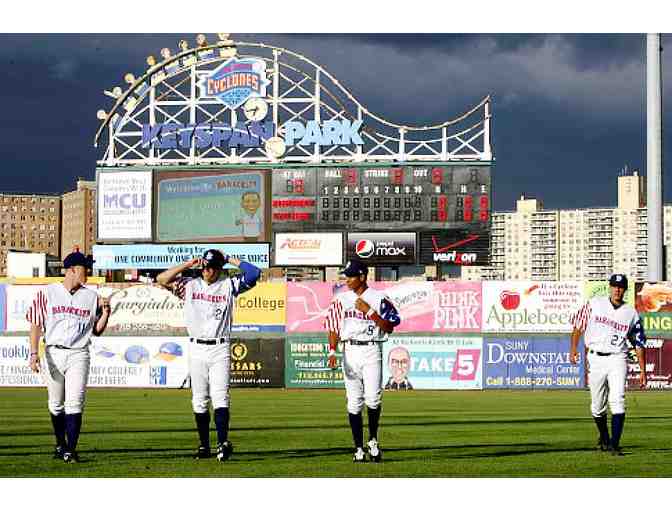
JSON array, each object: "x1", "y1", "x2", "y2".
[{"x1": 271, "y1": 165, "x2": 491, "y2": 232}]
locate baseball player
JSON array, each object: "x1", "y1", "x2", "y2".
[
  {"x1": 569, "y1": 274, "x2": 647, "y2": 456},
  {"x1": 27, "y1": 250, "x2": 111, "y2": 463},
  {"x1": 326, "y1": 259, "x2": 401, "y2": 462},
  {"x1": 156, "y1": 249, "x2": 261, "y2": 461}
]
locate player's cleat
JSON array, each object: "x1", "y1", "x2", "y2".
[
  {"x1": 353, "y1": 447, "x2": 366, "y2": 463},
  {"x1": 367, "y1": 438, "x2": 382, "y2": 462},
  {"x1": 53, "y1": 445, "x2": 65, "y2": 460},
  {"x1": 194, "y1": 445, "x2": 211, "y2": 459},
  {"x1": 608, "y1": 445, "x2": 624, "y2": 456},
  {"x1": 597, "y1": 438, "x2": 610, "y2": 452},
  {"x1": 62, "y1": 451, "x2": 80, "y2": 463},
  {"x1": 216, "y1": 441, "x2": 234, "y2": 462}
]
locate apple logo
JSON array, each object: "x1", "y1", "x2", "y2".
[{"x1": 500, "y1": 290, "x2": 520, "y2": 310}]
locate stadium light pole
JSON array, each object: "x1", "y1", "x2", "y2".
[{"x1": 647, "y1": 33, "x2": 664, "y2": 281}]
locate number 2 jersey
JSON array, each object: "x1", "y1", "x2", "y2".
[
  {"x1": 571, "y1": 296, "x2": 646, "y2": 353},
  {"x1": 326, "y1": 287, "x2": 401, "y2": 342},
  {"x1": 172, "y1": 261, "x2": 261, "y2": 339}
]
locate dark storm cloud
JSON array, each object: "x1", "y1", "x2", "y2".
[{"x1": 0, "y1": 33, "x2": 669, "y2": 212}]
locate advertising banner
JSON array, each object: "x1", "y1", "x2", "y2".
[
  {"x1": 0, "y1": 337, "x2": 189, "y2": 388},
  {"x1": 93, "y1": 243, "x2": 270, "y2": 270},
  {"x1": 229, "y1": 338, "x2": 284, "y2": 388},
  {"x1": 285, "y1": 337, "x2": 344, "y2": 388},
  {"x1": 286, "y1": 282, "x2": 334, "y2": 333},
  {"x1": 482, "y1": 281, "x2": 583, "y2": 333},
  {"x1": 482, "y1": 337, "x2": 585, "y2": 389},
  {"x1": 97, "y1": 170, "x2": 153, "y2": 241},
  {"x1": 5, "y1": 284, "x2": 47, "y2": 332},
  {"x1": 233, "y1": 282, "x2": 285, "y2": 333},
  {"x1": 626, "y1": 338, "x2": 672, "y2": 390},
  {"x1": 346, "y1": 232, "x2": 416, "y2": 266},
  {"x1": 101, "y1": 284, "x2": 186, "y2": 335},
  {"x1": 382, "y1": 336, "x2": 483, "y2": 390},
  {"x1": 634, "y1": 282, "x2": 672, "y2": 339},
  {"x1": 156, "y1": 170, "x2": 269, "y2": 243},
  {"x1": 418, "y1": 228, "x2": 490, "y2": 266},
  {"x1": 274, "y1": 232, "x2": 343, "y2": 266}
]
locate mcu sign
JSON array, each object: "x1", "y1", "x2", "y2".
[
  {"x1": 419, "y1": 228, "x2": 490, "y2": 266},
  {"x1": 346, "y1": 233, "x2": 416, "y2": 266}
]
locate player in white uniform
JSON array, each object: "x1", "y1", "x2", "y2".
[
  {"x1": 326, "y1": 259, "x2": 401, "y2": 462},
  {"x1": 27, "y1": 250, "x2": 111, "y2": 463},
  {"x1": 569, "y1": 274, "x2": 647, "y2": 456},
  {"x1": 157, "y1": 249, "x2": 261, "y2": 461}
]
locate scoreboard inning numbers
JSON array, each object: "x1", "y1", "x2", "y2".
[{"x1": 271, "y1": 165, "x2": 491, "y2": 231}]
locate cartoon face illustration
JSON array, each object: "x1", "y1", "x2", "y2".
[{"x1": 241, "y1": 192, "x2": 261, "y2": 215}]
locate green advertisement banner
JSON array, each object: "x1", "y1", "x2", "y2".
[{"x1": 285, "y1": 337, "x2": 344, "y2": 388}]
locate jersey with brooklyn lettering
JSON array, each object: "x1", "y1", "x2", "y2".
[
  {"x1": 571, "y1": 296, "x2": 646, "y2": 354},
  {"x1": 325, "y1": 287, "x2": 400, "y2": 342},
  {"x1": 173, "y1": 274, "x2": 256, "y2": 338},
  {"x1": 25, "y1": 283, "x2": 99, "y2": 349}
]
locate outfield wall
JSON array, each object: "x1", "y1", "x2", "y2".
[{"x1": 1, "y1": 280, "x2": 671, "y2": 390}]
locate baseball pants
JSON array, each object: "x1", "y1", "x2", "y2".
[
  {"x1": 42, "y1": 346, "x2": 90, "y2": 415},
  {"x1": 588, "y1": 351, "x2": 627, "y2": 416},
  {"x1": 342, "y1": 342, "x2": 383, "y2": 414},
  {"x1": 189, "y1": 342, "x2": 231, "y2": 413}
]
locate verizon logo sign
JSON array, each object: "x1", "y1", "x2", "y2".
[{"x1": 419, "y1": 229, "x2": 490, "y2": 266}]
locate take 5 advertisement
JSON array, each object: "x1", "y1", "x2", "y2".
[
  {"x1": 482, "y1": 281, "x2": 583, "y2": 333},
  {"x1": 482, "y1": 337, "x2": 585, "y2": 389},
  {"x1": 382, "y1": 336, "x2": 483, "y2": 390}
]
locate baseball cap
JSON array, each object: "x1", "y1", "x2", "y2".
[
  {"x1": 340, "y1": 259, "x2": 368, "y2": 277},
  {"x1": 202, "y1": 249, "x2": 226, "y2": 269},
  {"x1": 63, "y1": 251, "x2": 94, "y2": 269},
  {"x1": 609, "y1": 274, "x2": 628, "y2": 289}
]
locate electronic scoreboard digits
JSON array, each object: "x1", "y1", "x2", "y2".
[{"x1": 271, "y1": 165, "x2": 491, "y2": 231}]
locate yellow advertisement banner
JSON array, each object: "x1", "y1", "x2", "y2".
[{"x1": 233, "y1": 282, "x2": 286, "y2": 331}]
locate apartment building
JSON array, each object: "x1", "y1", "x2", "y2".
[
  {"x1": 0, "y1": 193, "x2": 61, "y2": 276},
  {"x1": 463, "y1": 171, "x2": 661, "y2": 281},
  {"x1": 61, "y1": 180, "x2": 97, "y2": 256}
]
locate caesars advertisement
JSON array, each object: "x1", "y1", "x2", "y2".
[{"x1": 229, "y1": 339, "x2": 284, "y2": 388}]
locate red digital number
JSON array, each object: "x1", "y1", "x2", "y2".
[
  {"x1": 431, "y1": 168, "x2": 443, "y2": 184},
  {"x1": 390, "y1": 167, "x2": 403, "y2": 185},
  {"x1": 344, "y1": 169, "x2": 357, "y2": 185}
]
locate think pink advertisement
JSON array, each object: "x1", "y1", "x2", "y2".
[{"x1": 286, "y1": 281, "x2": 482, "y2": 333}]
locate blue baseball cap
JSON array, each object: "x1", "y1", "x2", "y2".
[
  {"x1": 63, "y1": 251, "x2": 94, "y2": 269},
  {"x1": 609, "y1": 274, "x2": 628, "y2": 289},
  {"x1": 202, "y1": 249, "x2": 226, "y2": 269},
  {"x1": 340, "y1": 259, "x2": 368, "y2": 277}
]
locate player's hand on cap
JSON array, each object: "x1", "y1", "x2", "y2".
[
  {"x1": 354, "y1": 298, "x2": 371, "y2": 314},
  {"x1": 187, "y1": 257, "x2": 202, "y2": 268},
  {"x1": 29, "y1": 353, "x2": 40, "y2": 373}
]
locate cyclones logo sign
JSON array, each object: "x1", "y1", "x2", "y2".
[{"x1": 198, "y1": 57, "x2": 270, "y2": 109}]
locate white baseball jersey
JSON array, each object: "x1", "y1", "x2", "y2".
[
  {"x1": 572, "y1": 296, "x2": 646, "y2": 354},
  {"x1": 26, "y1": 283, "x2": 99, "y2": 349},
  {"x1": 173, "y1": 268, "x2": 258, "y2": 338},
  {"x1": 326, "y1": 287, "x2": 400, "y2": 342}
]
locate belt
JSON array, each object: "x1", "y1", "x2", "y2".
[
  {"x1": 48, "y1": 345, "x2": 73, "y2": 350},
  {"x1": 190, "y1": 338, "x2": 228, "y2": 345},
  {"x1": 589, "y1": 350, "x2": 613, "y2": 357},
  {"x1": 347, "y1": 341, "x2": 378, "y2": 346}
]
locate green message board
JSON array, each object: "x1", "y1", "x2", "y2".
[{"x1": 285, "y1": 337, "x2": 344, "y2": 388}]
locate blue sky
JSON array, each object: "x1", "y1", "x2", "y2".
[{"x1": 0, "y1": 32, "x2": 669, "y2": 211}]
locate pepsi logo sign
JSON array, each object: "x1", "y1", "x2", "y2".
[{"x1": 356, "y1": 239, "x2": 375, "y2": 258}]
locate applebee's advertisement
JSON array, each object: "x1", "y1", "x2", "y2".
[
  {"x1": 382, "y1": 336, "x2": 483, "y2": 390},
  {"x1": 482, "y1": 281, "x2": 583, "y2": 333},
  {"x1": 482, "y1": 337, "x2": 585, "y2": 389}
]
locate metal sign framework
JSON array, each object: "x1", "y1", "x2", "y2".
[{"x1": 95, "y1": 37, "x2": 493, "y2": 167}]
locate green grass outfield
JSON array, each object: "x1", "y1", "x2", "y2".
[{"x1": 0, "y1": 388, "x2": 670, "y2": 477}]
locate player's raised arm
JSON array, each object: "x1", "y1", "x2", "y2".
[
  {"x1": 227, "y1": 256, "x2": 262, "y2": 296},
  {"x1": 156, "y1": 258, "x2": 202, "y2": 290},
  {"x1": 354, "y1": 297, "x2": 400, "y2": 334}
]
